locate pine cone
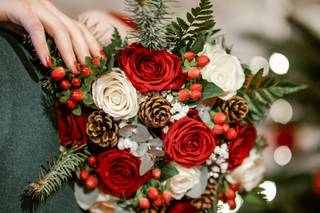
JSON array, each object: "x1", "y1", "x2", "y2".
[
  {"x1": 139, "y1": 96, "x2": 172, "y2": 128},
  {"x1": 86, "y1": 111, "x2": 119, "y2": 148},
  {"x1": 220, "y1": 96, "x2": 249, "y2": 122},
  {"x1": 191, "y1": 176, "x2": 218, "y2": 210}
]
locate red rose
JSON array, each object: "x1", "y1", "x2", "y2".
[
  {"x1": 96, "y1": 150, "x2": 150, "y2": 199},
  {"x1": 119, "y1": 43, "x2": 185, "y2": 92},
  {"x1": 168, "y1": 200, "x2": 198, "y2": 213},
  {"x1": 163, "y1": 116, "x2": 216, "y2": 167},
  {"x1": 56, "y1": 104, "x2": 88, "y2": 146},
  {"x1": 228, "y1": 123, "x2": 257, "y2": 170}
]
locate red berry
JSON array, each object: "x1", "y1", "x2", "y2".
[
  {"x1": 80, "y1": 170, "x2": 90, "y2": 181},
  {"x1": 92, "y1": 57, "x2": 101, "y2": 65},
  {"x1": 100, "y1": 49, "x2": 107, "y2": 58},
  {"x1": 190, "y1": 83, "x2": 203, "y2": 92},
  {"x1": 87, "y1": 156, "x2": 97, "y2": 167},
  {"x1": 187, "y1": 67, "x2": 201, "y2": 79},
  {"x1": 151, "y1": 168, "x2": 161, "y2": 179},
  {"x1": 139, "y1": 198, "x2": 150, "y2": 209},
  {"x1": 81, "y1": 65, "x2": 92, "y2": 76},
  {"x1": 197, "y1": 55, "x2": 210, "y2": 67},
  {"x1": 161, "y1": 191, "x2": 172, "y2": 205},
  {"x1": 225, "y1": 188, "x2": 236, "y2": 200},
  {"x1": 230, "y1": 184, "x2": 240, "y2": 191},
  {"x1": 70, "y1": 89, "x2": 84, "y2": 102},
  {"x1": 85, "y1": 175, "x2": 98, "y2": 190},
  {"x1": 213, "y1": 112, "x2": 227, "y2": 125},
  {"x1": 212, "y1": 124, "x2": 224, "y2": 135},
  {"x1": 178, "y1": 89, "x2": 190, "y2": 102},
  {"x1": 227, "y1": 199, "x2": 237, "y2": 210},
  {"x1": 147, "y1": 187, "x2": 159, "y2": 200},
  {"x1": 223, "y1": 124, "x2": 230, "y2": 133},
  {"x1": 225, "y1": 128, "x2": 237, "y2": 140},
  {"x1": 191, "y1": 90, "x2": 202, "y2": 100},
  {"x1": 153, "y1": 197, "x2": 162, "y2": 207},
  {"x1": 184, "y1": 51, "x2": 195, "y2": 61},
  {"x1": 59, "y1": 79, "x2": 70, "y2": 90},
  {"x1": 66, "y1": 99, "x2": 77, "y2": 110},
  {"x1": 218, "y1": 193, "x2": 226, "y2": 202},
  {"x1": 71, "y1": 78, "x2": 81, "y2": 88},
  {"x1": 73, "y1": 62, "x2": 81, "y2": 74},
  {"x1": 51, "y1": 67, "x2": 66, "y2": 81}
]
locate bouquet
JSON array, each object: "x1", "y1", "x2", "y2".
[{"x1": 22, "y1": 0, "x2": 306, "y2": 212}]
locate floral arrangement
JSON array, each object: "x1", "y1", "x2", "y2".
[{"x1": 22, "y1": 0, "x2": 306, "y2": 212}]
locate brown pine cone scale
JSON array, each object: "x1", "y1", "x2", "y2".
[
  {"x1": 220, "y1": 96, "x2": 249, "y2": 122},
  {"x1": 191, "y1": 176, "x2": 218, "y2": 210},
  {"x1": 86, "y1": 111, "x2": 119, "y2": 148}
]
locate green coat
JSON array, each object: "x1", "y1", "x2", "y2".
[{"x1": 0, "y1": 31, "x2": 81, "y2": 212}]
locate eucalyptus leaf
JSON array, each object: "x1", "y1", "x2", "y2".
[
  {"x1": 139, "y1": 153, "x2": 155, "y2": 176},
  {"x1": 74, "y1": 182, "x2": 99, "y2": 210},
  {"x1": 119, "y1": 124, "x2": 137, "y2": 138},
  {"x1": 132, "y1": 124, "x2": 152, "y2": 143}
]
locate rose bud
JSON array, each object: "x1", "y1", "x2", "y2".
[{"x1": 197, "y1": 55, "x2": 210, "y2": 67}]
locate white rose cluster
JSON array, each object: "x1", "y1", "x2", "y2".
[
  {"x1": 92, "y1": 69, "x2": 139, "y2": 120},
  {"x1": 168, "y1": 164, "x2": 201, "y2": 200},
  {"x1": 200, "y1": 44, "x2": 245, "y2": 100}
]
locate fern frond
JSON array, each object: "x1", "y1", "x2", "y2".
[
  {"x1": 23, "y1": 145, "x2": 90, "y2": 202},
  {"x1": 166, "y1": 0, "x2": 215, "y2": 52},
  {"x1": 238, "y1": 68, "x2": 307, "y2": 124}
]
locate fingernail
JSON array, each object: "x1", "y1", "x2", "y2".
[
  {"x1": 46, "y1": 55, "x2": 53, "y2": 67},
  {"x1": 71, "y1": 61, "x2": 81, "y2": 74},
  {"x1": 100, "y1": 49, "x2": 106, "y2": 58}
]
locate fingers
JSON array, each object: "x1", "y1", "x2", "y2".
[
  {"x1": 75, "y1": 21, "x2": 101, "y2": 58},
  {"x1": 39, "y1": 0, "x2": 91, "y2": 64},
  {"x1": 31, "y1": 1, "x2": 78, "y2": 72},
  {"x1": 19, "y1": 10, "x2": 51, "y2": 67}
]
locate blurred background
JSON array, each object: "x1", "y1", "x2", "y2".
[{"x1": 53, "y1": 0, "x2": 320, "y2": 212}]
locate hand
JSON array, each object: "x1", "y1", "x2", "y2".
[{"x1": 0, "y1": 0, "x2": 102, "y2": 72}]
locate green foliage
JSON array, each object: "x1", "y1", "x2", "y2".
[
  {"x1": 103, "y1": 28, "x2": 125, "y2": 70},
  {"x1": 126, "y1": 0, "x2": 170, "y2": 50},
  {"x1": 238, "y1": 68, "x2": 307, "y2": 124},
  {"x1": 242, "y1": 186, "x2": 268, "y2": 206},
  {"x1": 201, "y1": 80, "x2": 224, "y2": 102},
  {"x1": 23, "y1": 145, "x2": 89, "y2": 202},
  {"x1": 160, "y1": 163, "x2": 179, "y2": 181},
  {"x1": 166, "y1": 0, "x2": 216, "y2": 53}
]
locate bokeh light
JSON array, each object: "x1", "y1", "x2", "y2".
[
  {"x1": 273, "y1": 145, "x2": 292, "y2": 166},
  {"x1": 270, "y1": 99, "x2": 293, "y2": 124},
  {"x1": 249, "y1": 56, "x2": 270, "y2": 76},
  {"x1": 259, "y1": 181, "x2": 277, "y2": 202},
  {"x1": 269, "y1": 53, "x2": 290, "y2": 75}
]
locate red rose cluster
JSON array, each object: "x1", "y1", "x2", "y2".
[{"x1": 119, "y1": 44, "x2": 185, "y2": 92}]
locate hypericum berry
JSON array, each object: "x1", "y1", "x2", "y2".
[
  {"x1": 187, "y1": 67, "x2": 201, "y2": 79},
  {"x1": 218, "y1": 193, "x2": 226, "y2": 202},
  {"x1": 51, "y1": 67, "x2": 66, "y2": 81},
  {"x1": 70, "y1": 89, "x2": 84, "y2": 102},
  {"x1": 66, "y1": 99, "x2": 77, "y2": 110},
  {"x1": 191, "y1": 90, "x2": 202, "y2": 100},
  {"x1": 197, "y1": 55, "x2": 210, "y2": 67},
  {"x1": 81, "y1": 65, "x2": 92, "y2": 76},
  {"x1": 147, "y1": 187, "x2": 159, "y2": 200},
  {"x1": 227, "y1": 199, "x2": 237, "y2": 210},
  {"x1": 80, "y1": 170, "x2": 90, "y2": 181},
  {"x1": 85, "y1": 175, "x2": 98, "y2": 190},
  {"x1": 178, "y1": 89, "x2": 190, "y2": 102},
  {"x1": 59, "y1": 79, "x2": 70, "y2": 90},
  {"x1": 153, "y1": 197, "x2": 163, "y2": 207},
  {"x1": 100, "y1": 49, "x2": 107, "y2": 58},
  {"x1": 92, "y1": 57, "x2": 101, "y2": 65},
  {"x1": 190, "y1": 83, "x2": 203, "y2": 92},
  {"x1": 225, "y1": 188, "x2": 236, "y2": 200},
  {"x1": 87, "y1": 156, "x2": 97, "y2": 167},
  {"x1": 230, "y1": 184, "x2": 240, "y2": 191},
  {"x1": 139, "y1": 198, "x2": 150, "y2": 209},
  {"x1": 223, "y1": 124, "x2": 230, "y2": 133},
  {"x1": 184, "y1": 51, "x2": 195, "y2": 61},
  {"x1": 212, "y1": 124, "x2": 224, "y2": 135},
  {"x1": 152, "y1": 168, "x2": 161, "y2": 179},
  {"x1": 225, "y1": 128, "x2": 237, "y2": 140},
  {"x1": 213, "y1": 112, "x2": 227, "y2": 125},
  {"x1": 161, "y1": 191, "x2": 172, "y2": 205},
  {"x1": 71, "y1": 78, "x2": 81, "y2": 88}
]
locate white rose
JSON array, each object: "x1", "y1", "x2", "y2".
[
  {"x1": 226, "y1": 151, "x2": 266, "y2": 191},
  {"x1": 168, "y1": 164, "x2": 201, "y2": 200},
  {"x1": 92, "y1": 69, "x2": 139, "y2": 120},
  {"x1": 200, "y1": 44, "x2": 245, "y2": 100}
]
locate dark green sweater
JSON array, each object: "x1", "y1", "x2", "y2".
[{"x1": 0, "y1": 32, "x2": 80, "y2": 212}]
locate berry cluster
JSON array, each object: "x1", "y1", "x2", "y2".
[
  {"x1": 218, "y1": 184, "x2": 240, "y2": 210},
  {"x1": 139, "y1": 187, "x2": 172, "y2": 209},
  {"x1": 79, "y1": 156, "x2": 99, "y2": 190},
  {"x1": 212, "y1": 112, "x2": 237, "y2": 141}
]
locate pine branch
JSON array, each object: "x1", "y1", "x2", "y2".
[
  {"x1": 126, "y1": 0, "x2": 170, "y2": 50},
  {"x1": 238, "y1": 68, "x2": 307, "y2": 124},
  {"x1": 23, "y1": 145, "x2": 89, "y2": 202},
  {"x1": 166, "y1": 0, "x2": 216, "y2": 52}
]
